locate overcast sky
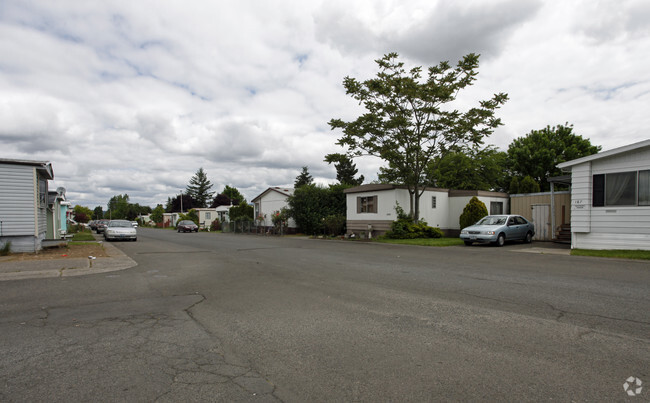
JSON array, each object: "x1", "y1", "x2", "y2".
[{"x1": 1, "y1": 0, "x2": 649, "y2": 208}]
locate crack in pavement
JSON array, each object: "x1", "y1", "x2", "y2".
[{"x1": 1, "y1": 295, "x2": 282, "y2": 402}]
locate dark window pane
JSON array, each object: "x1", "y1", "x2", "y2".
[
  {"x1": 593, "y1": 174, "x2": 604, "y2": 207},
  {"x1": 605, "y1": 172, "x2": 636, "y2": 206}
]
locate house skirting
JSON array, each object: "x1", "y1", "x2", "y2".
[
  {"x1": 347, "y1": 220, "x2": 457, "y2": 238},
  {"x1": 0, "y1": 234, "x2": 44, "y2": 253}
]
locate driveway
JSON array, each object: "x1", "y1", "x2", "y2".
[{"x1": 0, "y1": 228, "x2": 647, "y2": 401}]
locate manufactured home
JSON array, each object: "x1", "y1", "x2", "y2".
[
  {"x1": 344, "y1": 184, "x2": 509, "y2": 237},
  {"x1": 0, "y1": 158, "x2": 54, "y2": 252},
  {"x1": 557, "y1": 139, "x2": 650, "y2": 250}
]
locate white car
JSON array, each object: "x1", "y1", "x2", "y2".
[{"x1": 104, "y1": 220, "x2": 137, "y2": 242}]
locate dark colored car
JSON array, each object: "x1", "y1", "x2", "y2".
[
  {"x1": 96, "y1": 219, "x2": 111, "y2": 234},
  {"x1": 460, "y1": 215, "x2": 535, "y2": 246},
  {"x1": 177, "y1": 220, "x2": 198, "y2": 233},
  {"x1": 88, "y1": 220, "x2": 98, "y2": 231}
]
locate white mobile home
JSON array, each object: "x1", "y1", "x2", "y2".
[
  {"x1": 0, "y1": 159, "x2": 54, "y2": 252},
  {"x1": 344, "y1": 184, "x2": 509, "y2": 237},
  {"x1": 252, "y1": 187, "x2": 297, "y2": 230},
  {"x1": 557, "y1": 139, "x2": 650, "y2": 250}
]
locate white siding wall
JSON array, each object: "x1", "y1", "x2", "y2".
[
  {"x1": 572, "y1": 147, "x2": 650, "y2": 250},
  {"x1": 569, "y1": 162, "x2": 592, "y2": 233},
  {"x1": 258, "y1": 191, "x2": 297, "y2": 228},
  {"x1": 0, "y1": 163, "x2": 37, "y2": 236},
  {"x1": 419, "y1": 190, "x2": 451, "y2": 228},
  {"x1": 346, "y1": 189, "x2": 399, "y2": 222}
]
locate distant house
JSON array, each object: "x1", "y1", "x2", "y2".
[
  {"x1": 344, "y1": 184, "x2": 509, "y2": 237},
  {"x1": 215, "y1": 204, "x2": 231, "y2": 223},
  {"x1": 252, "y1": 187, "x2": 297, "y2": 230},
  {"x1": 557, "y1": 139, "x2": 650, "y2": 250},
  {"x1": 194, "y1": 208, "x2": 219, "y2": 229},
  {"x1": 0, "y1": 158, "x2": 54, "y2": 252},
  {"x1": 47, "y1": 187, "x2": 71, "y2": 239}
]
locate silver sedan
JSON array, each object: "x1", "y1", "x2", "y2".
[
  {"x1": 104, "y1": 220, "x2": 137, "y2": 242},
  {"x1": 460, "y1": 215, "x2": 535, "y2": 246}
]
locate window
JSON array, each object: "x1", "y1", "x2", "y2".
[
  {"x1": 593, "y1": 170, "x2": 649, "y2": 207},
  {"x1": 38, "y1": 178, "x2": 47, "y2": 208},
  {"x1": 639, "y1": 170, "x2": 650, "y2": 206},
  {"x1": 206, "y1": 212, "x2": 211, "y2": 219},
  {"x1": 357, "y1": 196, "x2": 377, "y2": 213},
  {"x1": 432, "y1": 196, "x2": 437, "y2": 209},
  {"x1": 490, "y1": 201, "x2": 503, "y2": 215}
]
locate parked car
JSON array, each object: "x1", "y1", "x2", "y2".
[
  {"x1": 104, "y1": 220, "x2": 137, "y2": 241},
  {"x1": 89, "y1": 220, "x2": 98, "y2": 231},
  {"x1": 177, "y1": 220, "x2": 199, "y2": 233},
  {"x1": 131, "y1": 221, "x2": 138, "y2": 228},
  {"x1": 95, "y1": 219, "x2": 111, "y2": 234},
  {"x1": 460, "y1": 215, "x2": 535, "y2": 246}
]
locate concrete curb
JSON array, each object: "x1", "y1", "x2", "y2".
[{"x1": 0, "y1": 241, "x2": 138, "y2": 281}]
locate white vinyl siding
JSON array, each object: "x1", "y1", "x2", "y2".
[
  {"x1": 569, "y1": 162, "x2": 592, "y2": 233},
  {"x1": 0, "y1": 164, "x2": 37, "y2": 236},
  {"x1": 570, "y1": 146, "x2": 650, "y2": 250}
]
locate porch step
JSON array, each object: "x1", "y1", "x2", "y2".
[{"x1": 554, "y1": 224, "x2": 571, "y2": 244}]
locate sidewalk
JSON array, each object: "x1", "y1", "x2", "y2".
[{"x1": 0, "y1": 241, "x2": 137, "y2": 281}]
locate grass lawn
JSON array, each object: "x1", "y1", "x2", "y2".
[
  {"x1": 71, "y1": 230, "x2": 96, "y2": 241},
  {"x1": 571, "y1": 249, "x2": 650, "y2": 260},
  {"x1": 374, "y1": 237, "x2": 464, "y2": 247}
]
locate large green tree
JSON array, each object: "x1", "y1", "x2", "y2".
[
  {"x1": 426, "y1": 145, "x2": 507, "y2": 191},
  {"x1": 185, "y1": 167, "x2": 214, "y2": 208},
  {"x1": 324, "y1": 153, "x2": 364, "y2": 186},
  {"x1": 211, "y1": 185, "x2": 244, "y2": 207},
  {"x1": 73, "y1": 205, "x2": 93, "y2": 223},
  {"x1": 330, "y1": 52, "x2": 507, "y2": 222},
  {"x1": 150, "y1": 204, "x2": 165, "y2": 224},
  {"x1": 92, "y1": 206, "x2": 103, "y2": 220},
  {"x1": 107, "y1": 194, "x2": 130, "y2": 219},
  {"x1": 507, "y1": 123, "x2": 601, "y2": 191}
]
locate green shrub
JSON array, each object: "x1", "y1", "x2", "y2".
[
  {"x1": 385, "y1": 204, "x2": 442, "y2": 239},
  {"x1": 323, "y1": 214, "x2": 346, "y2": 236},
  {"x1": 0, "y1": 241, "x2": 11, "y2": 256},
  {"x1": 210, "y1": 219, "x2": 221, "y2": 231},
  {"x1": 459, "y1": 196, "x2": 488, "y2": 229}
]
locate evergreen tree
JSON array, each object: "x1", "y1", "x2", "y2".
[
  {"x1": 324, "y1": 153, "x2": 364, "y2": 186},
  {"x1": 185, "y1": 167, "x2": 214, "y2": 208},
  {"x1": 294, "y1": 166, "x2": 314, "y2": 188}
]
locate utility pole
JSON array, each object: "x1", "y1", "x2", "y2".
[{"x1": 180, "y1": 190, "x2": 183, "y2": 213}]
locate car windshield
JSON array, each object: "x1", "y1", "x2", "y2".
[
  {"x1": 109, "y1": 220, "x2": 133, "y2": 228},
  {"x1": 179, "y1": 220, "x2": 195, "y2": 225},
  {"x1": 476, "y1": 216, "x2": 507, "y2": 226}
]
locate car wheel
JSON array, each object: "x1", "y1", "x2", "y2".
[
  {"x1": 464, "y1": 241, "x2": 473, "y2": 246},
  {"x1": 524, "y1": 232, "x2": 533, "y2": 244},
  {"x1": 496, "y1": 233, "x2": 505, "y2": 247}
]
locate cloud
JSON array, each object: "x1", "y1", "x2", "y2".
[{"x1": 0, "y1": 0, "x2": 648, "y2": 208}]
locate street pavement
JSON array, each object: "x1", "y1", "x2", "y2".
[{"x1": 0, "y1": 228, "x2": 648, "y2": 402}]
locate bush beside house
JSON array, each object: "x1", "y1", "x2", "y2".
[{"x1": 459, "y1": 197, "x2": 489, "y2": 229}]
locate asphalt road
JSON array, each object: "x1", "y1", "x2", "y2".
[{"x1": 1, "y1": 228, "x2": 648, "y2": 401}]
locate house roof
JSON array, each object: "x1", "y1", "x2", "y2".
[
  {"x1": 557, "y1": 139, "x2": 650, "y2": 170},
  {"x1": 343, "y1": 184, "x2": 450, "y2": 194},
  {"x1": 0, "y1": 158, "x2": 54, "y2": 179},
  {"x1": 251, "y1": 187, "x2": 294, "y2": 202}
]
